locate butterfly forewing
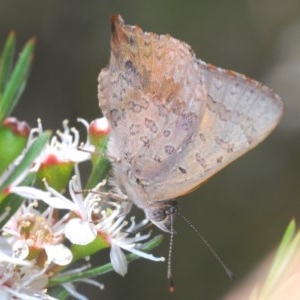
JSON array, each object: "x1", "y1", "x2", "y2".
[
  {"x1": 142, "y1": 61, "x2": 283, "y2": 201},
  {"x1": 99, "y1": 16, "x2": 206, "y2": 181}
]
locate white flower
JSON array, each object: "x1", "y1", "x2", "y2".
[
  {"x1": 0, "y1": 237, "x2": 31, "y2": 266},
  {"x1": 0, "y1": 264, "x2": 54, "y2": 300},
  {"x1": 10, "y1": 171, "x2": 102, "y2": 246},
  {"x1": 9, "y1": 166, "x2": 164, "y2": 277},
  {"x1": 30, "y1": 119, "x2": 91, "y2": 170},
  {"x1": 43, "y1": 172, "x2": 102, "y2": 245},
  {"x1": 2, "y1": 203, "x2": 73, "y2": 266},
  {"x1": 0, "y1": 237, "x2": 55, "y2": 300},
  {"x1": 96, "y1": 208, "x2": 165, "y2": 276}
]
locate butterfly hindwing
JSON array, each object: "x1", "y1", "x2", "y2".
[{"x1": 142, "y1": 61, "x2": 283, "y2": 201}]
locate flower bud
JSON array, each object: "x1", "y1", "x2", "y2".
[
  {"x1": 36, "y1": 154, "x2": 74, "y2": 192},
  {"x1": 89, "y1": 117, "x2": 110, "y2": 152}
]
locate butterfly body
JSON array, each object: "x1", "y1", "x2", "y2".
[{"x1": 98, "y1": 15, "x2": 283, "y2": 232}]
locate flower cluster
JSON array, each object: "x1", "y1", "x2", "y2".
[{"x1": 0, "y1": 118, "x2": 164, "y2": 300}]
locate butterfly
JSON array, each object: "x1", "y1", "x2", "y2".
[{"x1": 97, "y1": 15, "x2": 283, "y2": 232}]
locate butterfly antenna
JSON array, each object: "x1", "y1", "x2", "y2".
[
  {"x1": 178, "y1": 211, "x2": 235, "y2": 280},
  {"x1": 167, "y1": 212, "x2": 176, "y2": 293},
  {"x1": 77, "y1": 146, "x2": 120, "y2": 163}
]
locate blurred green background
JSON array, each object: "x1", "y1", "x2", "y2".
[{"x1": 1, "y1": 1, "x2": 299, "y2": 299}]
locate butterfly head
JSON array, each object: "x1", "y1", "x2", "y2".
[{"x1": 144, "y1": 200, "x2": 178, "y2": 233}]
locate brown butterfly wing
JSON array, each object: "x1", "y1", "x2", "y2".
[
  {"x1": 98, "y1": 15, "x2": 205, "y2": 177},
  {"x1": 98, "y1": 15, "x2": 283, "y2": 204},
  {"x1": 141, "y1": 60, "x2": 283, "y2": 201}
]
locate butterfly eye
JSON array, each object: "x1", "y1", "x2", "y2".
[
  {"x1": 149, "y1": 207, "x2": 166, "y2": 222},
  {"x1": 144, "y1": 204, "x2": 176, "y2": 233},
  {"x1": 146, "y1": 201, "x2": 178, "y2": 224}
]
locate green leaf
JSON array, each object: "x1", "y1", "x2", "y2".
[
  {"x1": 259, "y1": 219, "x2": 300, "y2": 298},
  {"x1": 85, "y1": 155, "x2": 111, "y2": 190},
  {"x1": 0, "y1": 37, "x2": 35, "y2": 122},
  {"x1": 0, "y1": 132, "x2": 50, "y2": 228},
  {"x1": 86, "y1": 131, "x2": 111, "y2": 190},
  {"x1": 48, "y1": 285, "x2": 70, "y2": 300},
  {"x1": 71, "y1": 234, "x2": 109, "y2": 262},
  {"x1": 266, "y1": 219, "x2": 296, "y2": 281},
  {"x1": 0, "y1": 31, "x2": 16, "y2": 95},
  {"x1": 0, "y1": 130, "x2": 51, "y2": 193},
  {"x1": 49, "y1": 234, "x2": 164, "y2": 286},
  {"x1": 0, "y1": 121, "x2": 28, "y2": 174},
  {"x1": 0, "y1": 193, "x2": 23, "y2": 230}
]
